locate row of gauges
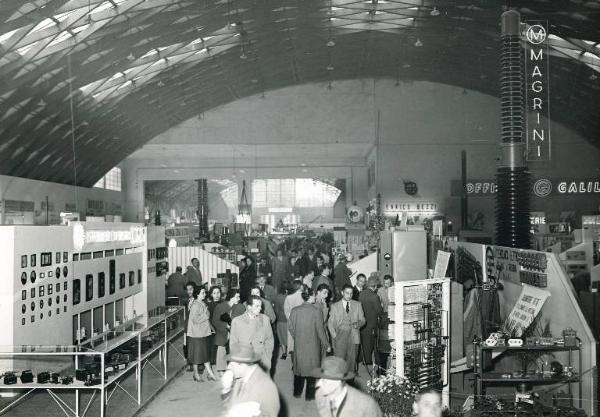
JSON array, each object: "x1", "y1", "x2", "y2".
[
  {"x1": 22, "y1": 294, "x2": 67, "y2": 312},
  {"x1": 21, "y1": 266, "x2": 68, "y2": 285},
  {"x1": 22, "y1": 281, "x2": 67, "y2": 300},
  {"x1": 21, "y1": 306, "x2": 68, "y2": 325},
  {"x1": 21, "y1": 252, "x2": 69, "y2": 268}
]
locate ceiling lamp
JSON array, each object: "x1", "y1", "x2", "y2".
[
  {"x1": 430, "y1": 7, "x2": 440, "y2": 16},
  {"x1": 326, "y1": 39, "x2": 335, "y2": 47},
  {"x1": 127, "y1": 52, "x2": 135, "y2": 61},
  {"x1": 590, "y1": 73, "x2": 598, "y2": 81},
  {"x1": 157, "y1": 80, "x2": 165, "y2": 87},
  {"x1": 240, "y1": 51, "x2": 247, "y2": 59},
  {"x1": 326, "y1": 64, "x2": 334, "y2": 71},
  {"x1": 414, "y1": 38, "x2": 423, "y2": 47},
  {"x1": 37, "y1": 99, "x2": 46, "y2": 107}
]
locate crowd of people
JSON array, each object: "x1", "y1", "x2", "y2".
[{"x1": 165, "y1": 240, "x2": 433, "y2": 417}]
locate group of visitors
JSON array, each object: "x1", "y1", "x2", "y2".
[{"x1": 166, "y1": 240, "x2": 417, "y2": 417}]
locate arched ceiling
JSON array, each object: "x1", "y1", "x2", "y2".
[{"x1": 0, "y1": 0, "x2": 599, "y2": 186}]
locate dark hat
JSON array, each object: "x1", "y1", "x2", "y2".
[
  {"x1": 226, "y1": 345, "x2": 261, "y2": 364},
  {"x1": 312, "y1": 356, "x2": 355, "y2": 380},
  {"x1": 367, "y1": 272, "x2": 380, "y2": 287}
]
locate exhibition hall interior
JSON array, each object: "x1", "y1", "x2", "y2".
[{"x1": 0, "y1": 0, "x2": 599, "y2": 416}]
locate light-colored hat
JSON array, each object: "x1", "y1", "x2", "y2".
[
  {"x1": 312, "y1": 356, "x2": 355, "y2": 380},
  {"x1": 226, "y1": 345, "x2": 261, "y2": 364}
]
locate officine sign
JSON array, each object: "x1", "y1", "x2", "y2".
[
  {"x1": 524, "y1": 22, "x2": 551, "y2": 162},
  {"x1": 451, "y1": 178, "x2": 600, "y2": 198}
]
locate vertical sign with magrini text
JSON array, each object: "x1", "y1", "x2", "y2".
[{"x1": 524, "y1": 22, "x2": 551, "y2": 161}]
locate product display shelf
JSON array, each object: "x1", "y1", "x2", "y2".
[
  {"x1": 473, "y1": 339, "x2": 583, "y2": 407},
  {"x1": 0, "y1": 306, "x2": 185, "y2": 417},
  {"x1": 479, "y1": 372, "x2": 580, "y2": 384},
  {"x1": 79, "y1": 314, "x2": 145, "y2": 348}
]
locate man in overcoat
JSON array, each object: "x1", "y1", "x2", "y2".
[
  {"x1": 230, "y1": 296, "x2": 274, "y2": 371},
  {"x1": 358, "y1": 273, "x2": 383, "y2": 374},
  {"x1": 288, "y1": 291, "x2": 330, "y2": 400}
]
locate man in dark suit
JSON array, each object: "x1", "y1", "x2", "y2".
[
  {"x1": 327, "y1": 285, "x2": 365, "y2": 374},
  {"x1": 312, "y1": 264, "x2": 334, "y2": 294},
  {"x1": 184, "y1": 258, "x2": 202, "y2": 287},
  {"x1": 313, "y1": 356, "x2": 382, "y2": 417},
  {"x1": 352, "y1": 274, "x2": 366, "y2": 301},
  {"x1": 221, "y1": 345, "x2": 281, "y2": 417},
  {"x1": 333, "y1": 254, "x2": 352, "y2": 300},
  {"x1": 358, "y1": 273, "x2": 383, "y2": 374},
  {"x1": 257, "y1": 275, "x2": 277, "y2": 302}
]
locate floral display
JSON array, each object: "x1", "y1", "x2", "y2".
[{"x1": 367, "y1": 373, "x2": 420, "y2": 417}]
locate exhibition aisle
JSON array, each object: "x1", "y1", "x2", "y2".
[{"x1": 138, "y1": 358, "x2": 371, "y2": 417}]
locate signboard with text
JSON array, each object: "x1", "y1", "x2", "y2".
[
  {"x1": 451, "y1": 178, "x2": 600, "y2": 198},
  {"x1": 524, "y1": 21, "x2": 551, "y2": 161}
]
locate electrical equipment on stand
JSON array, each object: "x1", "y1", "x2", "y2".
[{"x1": 393, "y1": 279, "x2": 450, "y2": 405}]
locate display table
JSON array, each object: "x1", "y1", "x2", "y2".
[{"x1": 0, "y1": 306, "x2": 185, "y2": 417}]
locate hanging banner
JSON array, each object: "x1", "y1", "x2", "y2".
[
  {"x1": 524, "y1": 21, "x2": 551, "y2": 161},
  {"x1": 503, "y1": 284, "x2": 551, "y2": 336}
]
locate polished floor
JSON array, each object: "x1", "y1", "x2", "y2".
[{"x1": 138, "y1": 352, "x2": 371, "y2": 417}]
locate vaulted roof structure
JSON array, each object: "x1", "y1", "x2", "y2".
[{"x1": 0, "y1": 0, "x2": 599, "y2": 185}]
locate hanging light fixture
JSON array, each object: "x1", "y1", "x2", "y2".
[
  {"x1": 414, "y1": 38, "x2": 423, "y2": 47},
  {"x1": 430, "y1": 6, "x2": 440, "y2": 16},
  {"x1": 127, "y1": 52, "x2": 135, "y2": 61}
]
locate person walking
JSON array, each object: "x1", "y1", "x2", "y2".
[
  {"x1": 211, "y1": 289, "x2": 241, "y2": 373},
  {"x1": 327, "y1": 284, "x2": 365, "y2": 374},
  {"x1": 312, "y1": 264, "x2": 334, "y2": 294},
  {"x1": 284, "y1": 280, "x2": 305, "y2": 356},
  {"x1": 239, "y1": 256, "x2": 257, "y2": 303},
  {"x1": 221, "y1": 345, "x2": 281, "y2": 417},
  {"x1": 257, "y1": 275, "x2": 277, "y2": 302},
  {"x1": 271, "y1": 249, "x2": 290, "y2": 292},
  {"x1": 358, "y1": 273, "x2": 383, "y2": 375},
  {"x1": 313, "y1": 356, "x2": 382, "y2": 417},
  {"x1": 333, "y1": 254, "x2": 352, "y2": 300},
  {"x1": 246, "y1": 286, "x2": 276, "y2": 324},
  {"x1": 230, "y1": 295, "x2": 274, "y2": 372},
  {"x1": 185, "y1": 282, "x2": 217, "y2": 382},
  {"x1": 288, "y1": 288, "x2": 331, "y2": 401},
  {"x1": 273, "y1": 285, "x2": 289, "y2": 360}
]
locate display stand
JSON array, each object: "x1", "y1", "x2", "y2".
[
  {"x1": 393, "y1": 278, "x2": 451, "y2": 406},
  {"x1": 0, "y1": 306, "x2": 185, "y2": 417},
  {"x1": 473, "y1": 339, "x2": 583, "y2": 407}
]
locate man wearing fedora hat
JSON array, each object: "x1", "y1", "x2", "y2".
[
  {"x1": 313, "y1": 356, "x2": 382, "y2": 417},
  {"x1": 358, "y1": 272, "x2": 383, "y2": 375},
  {"x1": 221, "y1": 345, "x2": 280, "y2": 417}
]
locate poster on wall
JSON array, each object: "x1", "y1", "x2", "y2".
[
  {"x1": 503, "y1": 284, "x2": 551, "y2": 337},
  {"x1": 433, "y1": 250, "x2": 451, "y2": 279}
]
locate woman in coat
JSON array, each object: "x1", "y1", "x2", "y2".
[
  {"x1": 210, "y1": 288, "x2": 241, "y2": 372},
  {"x1": 288, "y1": 288, "x2": 330, "y2": 401},
  {"x1": 186, "y1": 282, "x2": 217, "y2": 382},
  {"x1": 207, "y1": 286, "x2": 222, "y2": 366}
]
